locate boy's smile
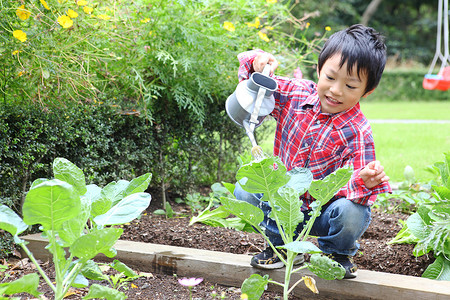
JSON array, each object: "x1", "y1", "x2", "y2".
[{"x1": 317, "y1": 54, "x2": 373, "y2": 114}]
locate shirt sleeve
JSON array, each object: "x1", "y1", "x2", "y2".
[
  {"x1": 237, "y1": 49, "x2": 264, "y2": 82},
  {"x1": 336, "y1": 132, "x2": 392, "y2": 206}
]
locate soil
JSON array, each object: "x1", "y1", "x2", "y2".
[{"x1": 3, "y1": 197, "x2": 435, "y2": 300}]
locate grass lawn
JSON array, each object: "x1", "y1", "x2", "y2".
[
  {"x1": 360, "y1": 101, "x2": 450, "y2": 120},
  {"x1": 253, "y1": 101, "x2": 450, "y2": 184},
  {"x1": 361, "y1": 101, "x2": 450, "y2": 183}
]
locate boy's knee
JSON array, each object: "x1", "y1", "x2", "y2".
[{"x1": 331, "y1": 198, "x2": 371, "y2": 229}]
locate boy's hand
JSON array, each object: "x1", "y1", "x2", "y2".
[
  {"x1": 253, "y1": 52, "x2": 278, "y2": 73},
  {"x1": 359, "y1": 160, "x2": 390, "y2": 189}
]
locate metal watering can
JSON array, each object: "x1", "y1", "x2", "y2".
[{"x1": 225, "y1": 65, "x2": 277, "y2": 152}]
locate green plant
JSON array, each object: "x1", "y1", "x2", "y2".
[
  {"x1": 373, "y1": 165, "x2": 433, "y2": 214},
  {"x1": 153, "y1": 201, "x2": 175, "y2": 218},
  {"x1": 0, "y1": 157, "x2": 152, "y2": 299},
  {"x1": 80, "y1": 259, "x2": 144, "y2": 300},
  {"x1": 211, "y1": 154, "x2": 351, "y2": 299},
  {"x1": 189, "y1": 182, "x2": 256, "y2": 232},
  {"x1": 389, "y1": 152, "x2": 450, "y2": 281}
]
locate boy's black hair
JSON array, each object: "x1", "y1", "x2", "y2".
[{"x1": 317, "y1": 24, "x2": 387, "y2": 94}]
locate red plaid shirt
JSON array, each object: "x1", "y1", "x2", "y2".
[{"x1": 237, "y1": 50, "x2": 391, "y2": 209}]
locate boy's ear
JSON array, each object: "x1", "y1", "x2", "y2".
[{"x1": 363, "y1": 89, "x2": 375, "y2": 98}]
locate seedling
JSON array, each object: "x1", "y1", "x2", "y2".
[
  {"x1": 0, "y1": 158, "x2": 152, "y2": 299},
  {"x1": 219, "y1": 154, "x2": 351, "y2": 299}
]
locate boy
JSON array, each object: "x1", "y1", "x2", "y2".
[{"x1": 233, "y1": 24, "x2": 391, "y2": 279}]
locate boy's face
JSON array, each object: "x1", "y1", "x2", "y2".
[{"x1": 317, "y1": 54, "x2": 373, "y2": 114}]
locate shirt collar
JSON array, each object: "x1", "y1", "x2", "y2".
[
  {"x1": 301, "y1": 94, "x2": 362, "y2": 129},
  {"x1": 331, "y1": 102, "x2": 361, "y2": 129}
]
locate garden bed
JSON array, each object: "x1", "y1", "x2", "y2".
[{"x1": 11, "y1": 200, "x2": 448, "y2": 299}]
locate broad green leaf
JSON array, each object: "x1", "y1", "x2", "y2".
[
  {"x1": 59, "y1": 190, "x2": 92, "y2": 246},
  {"x1": 53, "y1": 157, "x2": 87, "y2": 195},
  {"x1": 237, "y1": 156, "x2": 290, "y2": 196},
  {"x1": 111, "y1": 260, "x2": 137, "y2": 278},
  {"x1": 388, "y1": 220, "x2": 419, "y2": 245},
  {"x1": 220, "y1": 197, "x2": 264, "y2": 230},
  {"x1": 71, "y1": 228, "x2": 123, "y2": 261},
  {"x1": 308, "y1": 167, "x2": 353, "y2": 205},
  {"x1": 93, "y1": 192, "x2": 151, "y2": 226},
  {"x1": 124, "y1": 173, "x2": 152, "y2": 196},
  {"x1": 30, "y1": 178, "x2": 48, "y2": 189},
  {"x1": 270, "y1": 186, "x2": 303, "y2": 238},
  {"x1": 278, "y1": 241, "x2": 321, "y2": 254},
  {"x1": 241, "y1": 274, "x2": 269, "y2": 300},
  {"x1": 211, "y1": 182, "x2": 231, "y2": 197},
  {"x1": 0, "y1": 205, "x2": 27, "y2": 236},
  {"x1": 83, "y1": 184, "x2": 102, "y2": 207},
  {"x1": 0, "y1": 273, "x2": 40, "y2": 297},
  {"x1": 165, "y1": 201, "x2": 174, "y2": 218},
  {"x1": 406, "y1": 212, "x2": 429, "y2": 240},
  {"x1": 102, "y1": 180, "x2": 130, "y2": 207},
  {"x1": 422, "y1": 255, "x2": 450, "y2": 280},
  {"x1": 83, "y1": 283, "x2": 126, "y2": 300},
  {"x1": 432, "y1": 185, "x2": 450, "y2": 201},
  {"x1": 153, "y1": 209, "x2": 166, "y2": 215},
  {"x1": 221, "y1": 182, "x2": 235, "y2": 195},
  {"x1": 307, "y1": 253, "x2": 345, "y2": 280},
  {"x1": 22, "y1": 179, "x2": 81, "y2": 231},
  {"x1": 189, "y1": 205, "x2": 230, "y2": 226},
  {"x1": 91, "y1": 197, "x2": 113, "y2": 219},
  {"x1": 71, "y1": 273, "x2": 89, "y2": 288},
  {"x1": 286, "y1": 167, "x2": 313, "y2": 194},
  {"x1": 81, "y1": 260, "x2": 106, "y2": 281}
]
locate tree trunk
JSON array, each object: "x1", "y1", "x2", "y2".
[{"x1": 361, "y1": 0, "x2": 383, "y2": 26}]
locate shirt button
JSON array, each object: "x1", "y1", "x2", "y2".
[
  {"x1": 316, "y1": 120, "x2": 320, "y2": 125},
  {"x1": 304, "y1": 143, "x2": 309, "y2": 147}
]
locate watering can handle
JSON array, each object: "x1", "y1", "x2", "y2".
[
  {"x1": 262, "y1": 64, "x2": 271, "y2": 76},
  {"x1": 249, "y1": 64, "x2": 272, "y2": 131}
]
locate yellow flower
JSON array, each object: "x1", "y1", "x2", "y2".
[
  {"x1": 246, "y1": 17, "x2": 260, "y2": 28},
  {"x1": 223, "y1": 21, "x2": 235, "y2": 32},
  {"x1": 40, "y1": 0, "x2": 50, "y2": 10},
  {"x1": 306, "y1": 22, "x2": 310, "y2": 29},
  {"x1": 266, "y1": 0, "x2": 277, "y2": 3},
  {"x1": 241, "y1": 293, "x2": 249, "y2": 300},
  {"x1": 140, "y1": 18, "x2": 150, "y2": 23},
  {"x1": 16, "y1": 5, "x2": 31, "y2": 20},
  {"x1": 18, "y1": 71, "x2": 25, "y2": 77},
  {"x1": 97, "y1": 14, "x2": 111, "y2": 20},
  {"x1": 302, "y1": 276, "x2": 319, "y2": 294},
  {"x1": 13, "y1": 30, "x2": 27, "y2": 42},
  {"x1": 12, "y1": 50, "x2": 20, "y2": 55},
  {"x1": 76, "y1": 0, "x2": 87, "y2": 6},
  {"x1": 265, "y1": 26, "x2": 274, "y2": 30},
  {"x1": 57, "y1": 15, "x2": 73, "y2": 28},
  {"x1": 83, "y1": 6, "x2": 93, "y2": 14},
  {"x1": 258, "y1": 31, "x2": 270, "y2": 42},
  {"x1": 67, "y1": 9, "x2": 78, "y2": 19},
  {"x1": 325, "y1": 26, "x2": 331, "y2": 31}
]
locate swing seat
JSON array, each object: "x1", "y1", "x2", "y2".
[{"x1": 423, "y1": 66, "x2": 450, "y2": 91}]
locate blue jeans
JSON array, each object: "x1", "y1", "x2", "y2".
[{"x1": 234, "y1": 182, "x2": 371, "y2": 256}]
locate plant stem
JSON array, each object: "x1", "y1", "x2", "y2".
[
  {"x1": 19, "y1": 243, "x2": 56, "y2": 293},
  {"x1": 60, "y1": 263, "x2": 83, "y2": 299},
  {"x1": 283, "y1": 252, "x2": 294, "y2": 300},
  {"x1": 287, "y1": 277, "x2": 305, "y2": 295}
]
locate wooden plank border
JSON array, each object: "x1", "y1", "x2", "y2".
[{"x1": 22, "y1": 234, "x2": 450, "y2": 300}]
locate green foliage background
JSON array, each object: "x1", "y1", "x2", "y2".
[{"x1": 0, "y1": 0, "x2": 326, "y2": 238}]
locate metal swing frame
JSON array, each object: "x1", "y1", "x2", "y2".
[{"x1": 423, "y1": 0, "x2": 450, "y2": 91}]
